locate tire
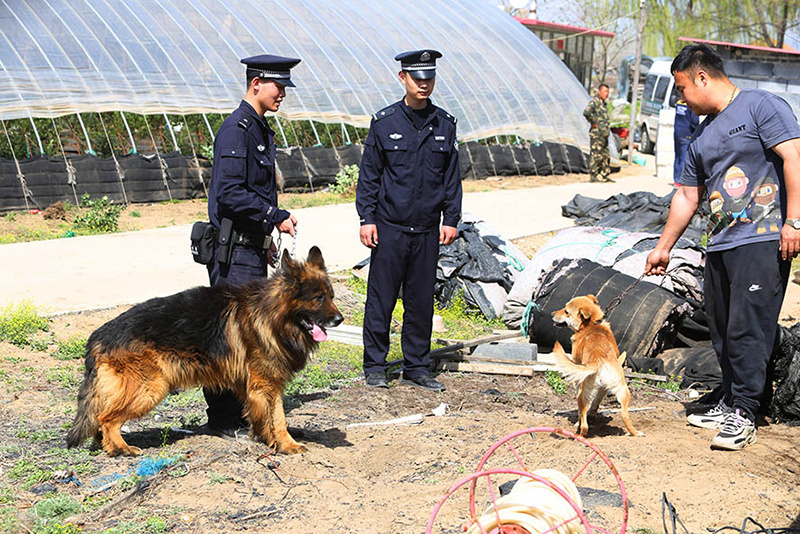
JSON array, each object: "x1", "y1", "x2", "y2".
[
  {"x1": 613, "y1": 133, "x2": 623, "y2": 152},
  {"x1": 639, "y1": 126, "x2": 655, "y2": 155}
]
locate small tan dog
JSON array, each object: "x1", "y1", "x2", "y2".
[{"x1": 551, "y1": 295, "x2": 642, "y2": 437}]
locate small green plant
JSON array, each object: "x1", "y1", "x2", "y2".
[
  {"x1": 0, "y1": 484, "x2": 14, "y2": 504},
  {"x1": 0, "y1": 300, "x2": 49, "y2": 347},
  {"x1": 72, "y1": 193, "x2": 125, "y2": 233},
  {"x1": 34, "y1": 523, "x2": 83, "y2": 534},
  {"x1": 45, "y1": 366, "x2": 81, "y2": 389},
  {"x1": 106, "y1": 515, "x2": 168, "y2": 534},
  {"x1": 51, "y1": 337, "x2": 87, "y2": 360},
  {"x1": 545, "y1": 369, "x2": 567, "y2": 395},
  {"x1": 34, "y1": 494, "x2": 81, "y2": 520},
  {"x1": 4, "y1": 356, "x2": 26, "y2": 364},
  {"x1": 7, "y1": 459, "x2": 52, "y2": 489},
  {"x1": 329, "y1": 164, "x2": 359, "y2": 196},
  {"x1": 130, "y1": 210, "x2": 142, "y2": 217},
  {"x1": 209, "y1": 472, "x2": 230, "y2": 485},
  {"x1": 4, "y1": 212, "x2": 17, "y2": 222}
]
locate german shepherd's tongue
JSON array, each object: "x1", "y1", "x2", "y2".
[{"x1": 311, "y1": 323, "x2": 328, "y2": 342}]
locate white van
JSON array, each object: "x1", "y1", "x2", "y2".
[{"x1": 636, "y1": 60, "x2": 679, "y2": 154}]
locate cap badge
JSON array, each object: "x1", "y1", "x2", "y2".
[
  {"x1": 257, "y1": 145, "x2": 265, "y2": 151},
  {"x1": 389, "y1": 133, "x2": 403, "y2": 140},
  {"x1": 420, "y1": 51, "x2": 431, "y2": 62}
]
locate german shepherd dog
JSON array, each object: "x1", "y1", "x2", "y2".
[
  {"x1": 551, "y1": 295, "x2": 642, "y2": 437},
  {"x1": 67, "y1": 247, "x2": 343, "y2": 456}
]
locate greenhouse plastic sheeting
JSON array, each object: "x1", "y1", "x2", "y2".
[{"x1": 0, "y1": 0, "x2": 590, "y2": 147}]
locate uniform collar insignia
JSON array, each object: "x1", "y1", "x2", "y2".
[
  {"x1": 435, "y1": 135, "x2": 445, "y2": 141},
  {"x1": 389, "y1": 133, "x2": 403, "y2": 140},
  {"x1": 257, "y1": 145, "x2": 265, "y2": 151}
]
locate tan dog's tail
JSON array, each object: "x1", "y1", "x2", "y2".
[
  {"x1": 551, "y1": 341, "x2": 605, "y2": 383},
  {"x1": 66, "y1": 343, "x2": 102, "y2": 448}
]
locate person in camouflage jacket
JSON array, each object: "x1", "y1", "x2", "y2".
[{"x1": 583, "y1": 84, "x2": 613, "y2": 182}]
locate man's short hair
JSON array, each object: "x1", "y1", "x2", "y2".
[
  {"x1": 599, "y1": 83, "x2": 610, "y2": 90},
  {"x1": 246, "y1": 73, "x2": 258, "y2": 90},
  {"x1": 671, "y1": 43, "x2": 727, "y2": 79}
]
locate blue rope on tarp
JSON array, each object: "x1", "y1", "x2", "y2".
[{"x1": 520, "y1": 298, "x2": 540, "y2": 339}]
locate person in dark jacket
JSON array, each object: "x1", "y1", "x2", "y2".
[
  {"x1": 203, "y1": 54, "x2": 300, "y2": 438},
  {"x1": 356, "y1": 49, "x2": 463, "y2": 392},
  {"x1": 673, "y1": 97, "x2": 700, "y2": 184}
]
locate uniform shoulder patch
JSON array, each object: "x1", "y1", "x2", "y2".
[
  {"x1": 373, "y1": 105, "x2": 397, "y2": 122},
  {"x1": 237, "y1": 116, "x2": 253, "y2": 130},
  {"x1": 437, "y1": 109, "x2": 457, "y2": 125}
]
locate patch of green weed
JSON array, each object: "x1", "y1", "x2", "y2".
[
  {"x1": 34, "y1": 494, "x2": 81, "y2": 520},
  {"x1": 7, "y1": 459, "x2": 52, "y2": 489},
  {"x1": 106, "y1": 515, "x2": 168, "y2": 534},
  {"x1": 72, "y1": 194, "x2": 125, "y2": 234},
  {"x1": 0, "y1": 301, "x2": 49, "y2": 347},
  {"x1": 545, "y1": 369, "x2": 567, "y2": 395},
  {"x1": 51, "y1": 337, "x2": 86, "y2": 360},
  {"x1": 45, "y1": 366, "x2": 81, "y2": 390},
  {"x1": 434, "y1": 292, "x2": 505, "y2": 340},
  {"x1": 130, "y1": 210, "x2": 142, "y2": 217},
  {"x1": 329, "y1": 164, "x2": 359, "y2": 197}
]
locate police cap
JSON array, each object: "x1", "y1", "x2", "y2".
[
  {"x1": 241, "y1": 54, "x2": 301, "y2": 88},
  {"x1": 394, "y1": 49, "x2": 442, "y2": 80}
]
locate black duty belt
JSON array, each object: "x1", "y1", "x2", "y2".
[{"x1": 233, "y1": 231, "x2": 273, "y2": 249}]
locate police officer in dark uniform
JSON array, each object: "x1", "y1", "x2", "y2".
[
  {"x1": 204, "y1": 54, "x2": 300, "y2": 437},
  {"x1": 356, "y1": 49, "x2": 463, "y2": 392},
  {"x1": 673, "y1": 97, "x2": 699, "y2": 184}
]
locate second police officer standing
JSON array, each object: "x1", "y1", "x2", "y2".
[
  {"x1": 203, "y1": 54, "x2": 300, "y2": 438},
  {"x1": 356, "y1": 50, "x2": 463, "y2": 392}
]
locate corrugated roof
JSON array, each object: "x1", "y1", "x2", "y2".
[{"x1": 515, "y1": 17, "x2": 615, "y2": 39}]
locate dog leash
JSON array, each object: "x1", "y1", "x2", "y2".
[
  {"x1": 603, "y1": 265, "x2": 682, "y2": 316},
  {"x1": 274, "y1": 231, "x2": 297, "y2": 261}
]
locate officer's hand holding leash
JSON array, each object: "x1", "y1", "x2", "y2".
[
  {"x1": 277, "y1": 214, "x2": 298, "y2": 237},
  {"x1": 439, "y1": 225, "x2": 457, "y2": 246},
  {"x1": 644, "y1": 247, "x2": 671, "y2": 276},
  {"x1": 360, "y1": 224, "x2": 379, "y2": 248}
]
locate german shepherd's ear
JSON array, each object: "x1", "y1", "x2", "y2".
[
  {"x1": 307, "y1": 246, "x2": 326, "y2": 271},
  {"x1": 281, "y1": 249, "x2": 296, "y2": 273}
]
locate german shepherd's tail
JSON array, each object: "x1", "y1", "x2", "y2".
[
  {"x1": 66, "y1": 342, "x2": 102, "y2": 448},
  {"x1": 551, "y1": 341, "x2": 626, "y2": 383}
]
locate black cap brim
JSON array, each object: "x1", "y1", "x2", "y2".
[
  {"x1": 404, "y1": 69, "x2": 436, "y2": 80},
  {"x1": 264, "y1": 78, "x2": 295, "y2": 88}
]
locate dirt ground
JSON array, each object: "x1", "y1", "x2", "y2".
[{"x1": 2, "y1": 171, "x2": 800, "y2": 533}]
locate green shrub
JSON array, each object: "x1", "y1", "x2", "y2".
[
  {"x1": 72, "y1": 194, "x2": 125, "y2": 233},
  {"x1": 329, "y1": 164, "x2": 359, "y2": 196},
  {"x1": 545, "y1": 369, "x2": 567, "y2": 395},
  {"x1": 51, "y1": 337, "x2": 87, "y2": 361},
  {"x1": 34, "y1": 494, "x2": 81, "y2": 520},
  {"x1": 0, "y1": 301, "x2": 48, "y2": 347}
]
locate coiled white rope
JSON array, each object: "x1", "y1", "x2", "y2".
[{"x1": 466, "y1": 468, "x2": 585, "y2": 534}]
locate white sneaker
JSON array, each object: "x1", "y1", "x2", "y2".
[
  {"x1": 687, "y1": 399, "x2": 732, "y2": 429},
  {"x1": 710, "y1": 410, "x2": 757, "y2": 451}
]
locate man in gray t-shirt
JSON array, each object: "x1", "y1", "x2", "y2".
[{"x1": 645, "y1": 44, "x2": 800, "y2": 451}]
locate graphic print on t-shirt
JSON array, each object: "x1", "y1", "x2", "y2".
[{"x1": 707, "y1": 165, "x2": 780, "y2": 242}]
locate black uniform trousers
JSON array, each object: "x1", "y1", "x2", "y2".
[
  {"x1": 704, "y1": 240, "x2": 790, "y2": 420},
  {"x1": 204, "y1": 244, "x2": 271, "y2": 429},
  {"x1": 363, "y1": 223, "x2": 439, "y2": 379}
]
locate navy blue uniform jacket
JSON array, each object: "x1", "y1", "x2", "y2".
[
  {"x1": 356, "y1": 100, "x2": 462, "y2": 232},
  {"x1": 207, "y1": 100, "x2": 289, "y2": 234}
]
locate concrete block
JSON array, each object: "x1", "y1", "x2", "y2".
[
  {"x1": 473, "y1": 342, "x2": 537, "y2": 361},
  {"x1": 774, "y1": 63, "x2": 800, "y2": 82},
  {"x1": 725, "y1": 61, "x2": 745, "y2": 76},
  {"x1": 787, "y1": 81, "x2": 800, "y2": 95},
  {"x1": 743, "y1": 61, "x2": 774, "y2": 78},
  {"x1": 731, "y1": 77, "x2": 758, "y2": 89},
  {"x1": 757, "y1": 80, "x2": 788, "y2": 93}
]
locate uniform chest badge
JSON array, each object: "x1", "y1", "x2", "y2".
[
  {"x1": 389, "y1": 133, "x2": 403, "y2": 140},
  {"x1": 435, "y1": 135, "x2": 445, "y2": 141},
  {"x1": 257, "y1": 145, "x2": 265, "y2": 152}
]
